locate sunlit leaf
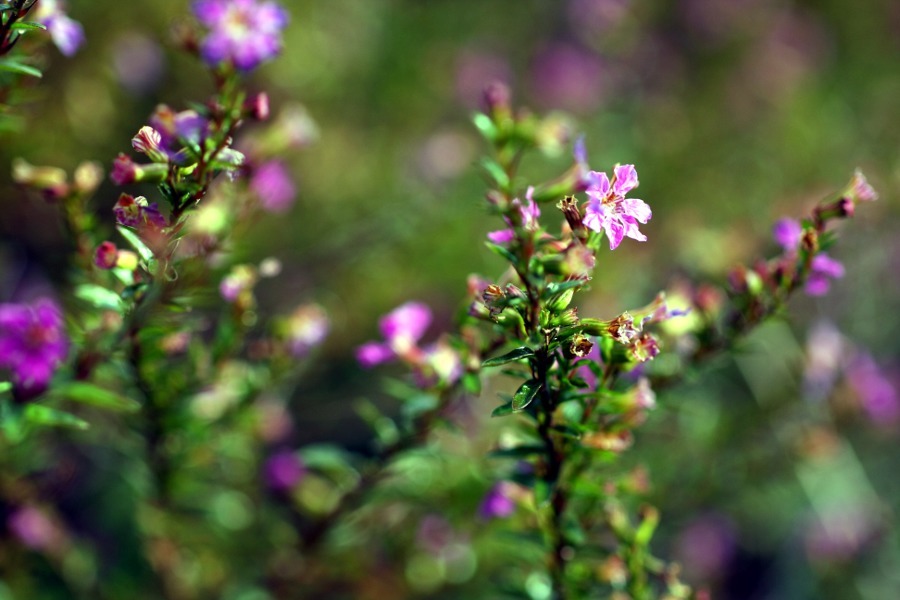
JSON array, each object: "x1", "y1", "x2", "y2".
[
  {"x1": 483, "y1": 346, "x2": 534, "y2": 368},
  {"x1": 512, "y1": 379, "x2": 541, "y2": 412},
  {"x1": 24, "y1": 404, "x2": 89, "y2": 430}
]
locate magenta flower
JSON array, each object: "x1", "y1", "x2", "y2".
[
  {"x1": 0, "y1": 299, "x2": 68, "y2": 398},
  {"x1": 192, "y1": 0, "x2": 289, "y2": 71},
  {"x1": 478, "y1": 482, "x2": 517, "y2": 519},
  {"x1": 805, "y1": 254, "x2": 845, "y2": 296},
  {"x1": 357, "y1": 301, "x2": 432, "y2": 367},
  {"x1": 772, "y1": 217, "x2": 844, "y2": 296},
  {"x1": 773, "y1": 217, "x2": 803, "y2": 251},
  {"x1": 264, "y1": 450, "x2": 306, "y2": 492},
  {"x1": 251, "y1": 160, "x2": 296, "y2": 213},
  {"x1": 34, "y1": 0, "x2": 84, "y2": 57},
  {"x1": 94, "y1": 242, "x2": 118, "y2": 270},
  {"x1": 583, "y1": 164, "x2": 652, "y2": 250},
  {"x1": 487, "y1": 187, "x2": 540, "y2": 244}
]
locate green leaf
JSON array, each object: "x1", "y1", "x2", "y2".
[
  {"x1": 544, "y1": 279, "x2": 587, "y2": 297},
  {"x1": 116, "y1": 226, "x2": 155, "y2": 263},
  {"x1": 483, "y1": 346, "x2": 534, "y2": 368},
  {"x1": 0, "y1": 58, "x2": 41, "y2": 78},
  {"x1": 11, "y1": 21, "x2": 46, "y2": 33},
  {"x1": 491, "y1": 400, "x2": 514, "y2": 418},
  {"x1": 49, "y1": 382, "x2": 141, "y2": 412},
  {"x1": 24, "y1": 404, "x2": 89, "y2": 430},
  {"x1": 512, "y1": 379, "x2": 542, "y2": 412},
  {"x1": 0, "y1": 382, "x2": 11, "y2": 394},
  {"x1": 75, "y1": 284, "x2": 125, "y2": 312},
  {"x1": 484, "y1": 241, "x2": 518, "y2": 266},
  {"x1": 480, "y1": 157, "x2": 510, "y2": 189},
  {"x1": 472, "y1": 113, "x2": 497, "y2": 141}
]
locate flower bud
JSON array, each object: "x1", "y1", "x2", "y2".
[
  {"x1": 548, "y1": 288, "x2": 575, "y2": 312},
  {"x1": 132, "y1": 126, "x2": 167, "y2": 162},
  {"x1": 94, "y1": 242, "x2": 118, "y2": 269},
  {"x1": 12, "y1": 159, "x2": 69, "y2": 199},
  {"x1": 246, "y1": 92, "x2": 270, "y2": 121}
]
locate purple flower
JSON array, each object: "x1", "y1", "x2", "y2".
[
  {"x1": 805, "y1": 254, "x2": 844, "y2": 296},
  {"x1": 847, "y1": 352, "x2": 899, "y2": 425},
  {"x1": 478, "y1": 482, "x2": 517, "y2": 519},
  {"x1": 193, "y1": 0, "x2": 289, "y2": 71},
  {"x1": 583, "y1": 164, "x2": 652, "y2": 250},
  {"x1": 357, "y1": 301, "x2": 432, "y2": 367},
  {"x1": 8, "y1": 506, "x2": 60, "y2": 551},
  {"x1": 34, "y1": 0, "x2": 84, "y2": 57},
  {"x1": 113, "y1": 194, "x2": 167, "y2": 230},
  {"x1": 94, "y1": 242, "x2": 118, "y2": 270},
  {"x1": 251, "y1": 160, "x2": 296, "y2": 213},
  {"x1": 0, "y1": 299, "x2": 68, "y2": 398},
  {"x1": 264, "y1": 450, "x2": 306, "y2": 492},
  {"x1": 487, "y1": 188, "x2": 540, "y2": 244},
  {"x1": 773, "y1": 217, "x2": 803, "y2": 250},
  {"x1": 773, "y1": 217, "x2": 844, "y2": 296}
]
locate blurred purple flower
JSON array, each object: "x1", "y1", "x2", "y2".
[
  {"x1": 193, "y1": 0, "x2": 289, "y2": 71},
  {"x1": 114, "y1": 34, "x2": 165, "y2": 94},
  {"x1": 583, "y1": 164, "x2": 652, "y2": 250},
  {"x1": 357, "y1": 301, "x2": 432, "y2": 368},
  {"x1": 251, "y1": 160, "x2": 296, "y2": 213},
  {"x1": 773, "y1": 217, "x2": 803, "y2": 250},
  {"x1": 264, "y1": 450, "x2": 306, "y2": 492},
  {"x1": 478, "y1": 482, "x2": 516, "y2": 519},
  {"x1": 567, "y1": 0, "x2": 631, "y2": 37},
  {"x1": 34, "y1": 0, "x2": 84, "y2": 57},
  {"x1": 675, "y1": 514, "x2": 737, "y2": 580},
  {"x1": 805, "y1": 255, "x2": 844, "y2": 296},
  {"x1": 847, "y1": 352, "x2": 899, "y2": 425},
  {"x1": 530, "y1": 43, "x2": 604, "y2": 114},
  {"x1": 773, "y1": 217, "x2": 844, "y2": 296},
  {"x1": 455, "y1": 50, "x2": 512, "y2": 108},
  {"x1": 0, "y1": 298, "x2": 67, "y2": 397},
  {"x1": 7, "y1": 506, "x2": 59, "y2": 551}
]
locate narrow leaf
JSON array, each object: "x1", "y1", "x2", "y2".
[
  {"x1": 50, "y1": 382, "x2": 141, "y2": 412},
  {"x1": 0, "y1": 382, "x2": 11, "y2": 394},
  {"x1": 490, "y1": 400, "x2": 514, "y2": 418},
  {"x1": 512, "y1": 379, "x2": 541, "y2": 412},
  {"x1": 479, "y1": 157, "x2": 510, "y2": 189},
  {"x1": 0, "y1": 58, "x2": 41, "y2": 78},
  {"x1": 482, "y1": 346, "x2": 534, "y2": 368},
  {"x1": 484, "y1": 241, "x2": 518, "y2": 266},
  {"x1": 75, "y1": 284, "x2": 125, "y2": 312},
  {"x1": 116, "y1": 226, "x2": 155, "y2": 263},
  {"x1": 11, "y1": 21, "x2": 46, "y2": 32},
  {"x1": 24, "y1": 405, "x2": 89, "y2": 430},
  {"x1": 472, "y1": 113, "x2": 497, "y2": 141}
]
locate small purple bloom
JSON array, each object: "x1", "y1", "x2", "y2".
[
  {"x1": 847, "y1": 352, "x2": 899, "y2": 425},
  {"x1": 8, "y1": 506, "x2": 59, "y2": 551},
  {"x1": 251, "y1": 160, "x2": 296, "y2": 213},
  {"x1": 34, "y1": 0, "x2": 84, "y2": 57},
  {"x1": 264, "y1": 450, "x2": 306, "y2": 492},
  {"x1": 583, "y1": 164, "x2": 652, "y2": 250},
  {"x1": 487, "y1": 229, "x2": 516, "y2": 244},
  {"x1": 113, "y1": 194, "x2": 167, "y2": 230},
  {"x1": 486, "y1": 188, "x2": 541, "y2": 244},
  {"x1": 805, "y1": 254, "x2": 844, "y2": 296},
  {"x1": 773, "y1": 217, "x2": 803, "y2": 251},
  {"x1": 110, "y1": 154, "x2": 138, "y2": 186},
  {"x1": 478, "y1": 482, "x2": 516, "y2": 519},
  {"x1": 193, "y1": 0, "x2": 289, "y2": 71},
  {"x1": 0, "y1": 299, "x2": 68, "y2": 398},
  {"x1": 356, "y1": 301, "x2": 432, "y2": 367}
]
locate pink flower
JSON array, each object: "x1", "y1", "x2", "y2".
[
  {"x1": 478, "y1": 482, "x2": 517, "y2": 519},
  {"x1": 193, "y1": 0, "x2": 289, "y2": 71},
  {"x1": 357, "y1": 302, "x2": 432, "y2": 367},
  {"x1": 34, "y1": 0, "x2": 84, "y2": 57},
  {"x1": 583, "y1": 164, "x2": 652, "y2": 250},
  {"x1": 487, "y1": 187, "x2": 540, "y2": 244},
  {"x1": 0, "y1": 299, "x2": 68, "y2": 398},
  {"x1": 772, "y1": 217, "x2": 844, "y2": 296},
  {"x1": 250, "y1": 160, "x2": 296, "y2": 213}
]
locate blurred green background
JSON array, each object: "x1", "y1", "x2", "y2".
[{"x1": 1, "y1": 0, "x2": 899, "y2": 598}]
